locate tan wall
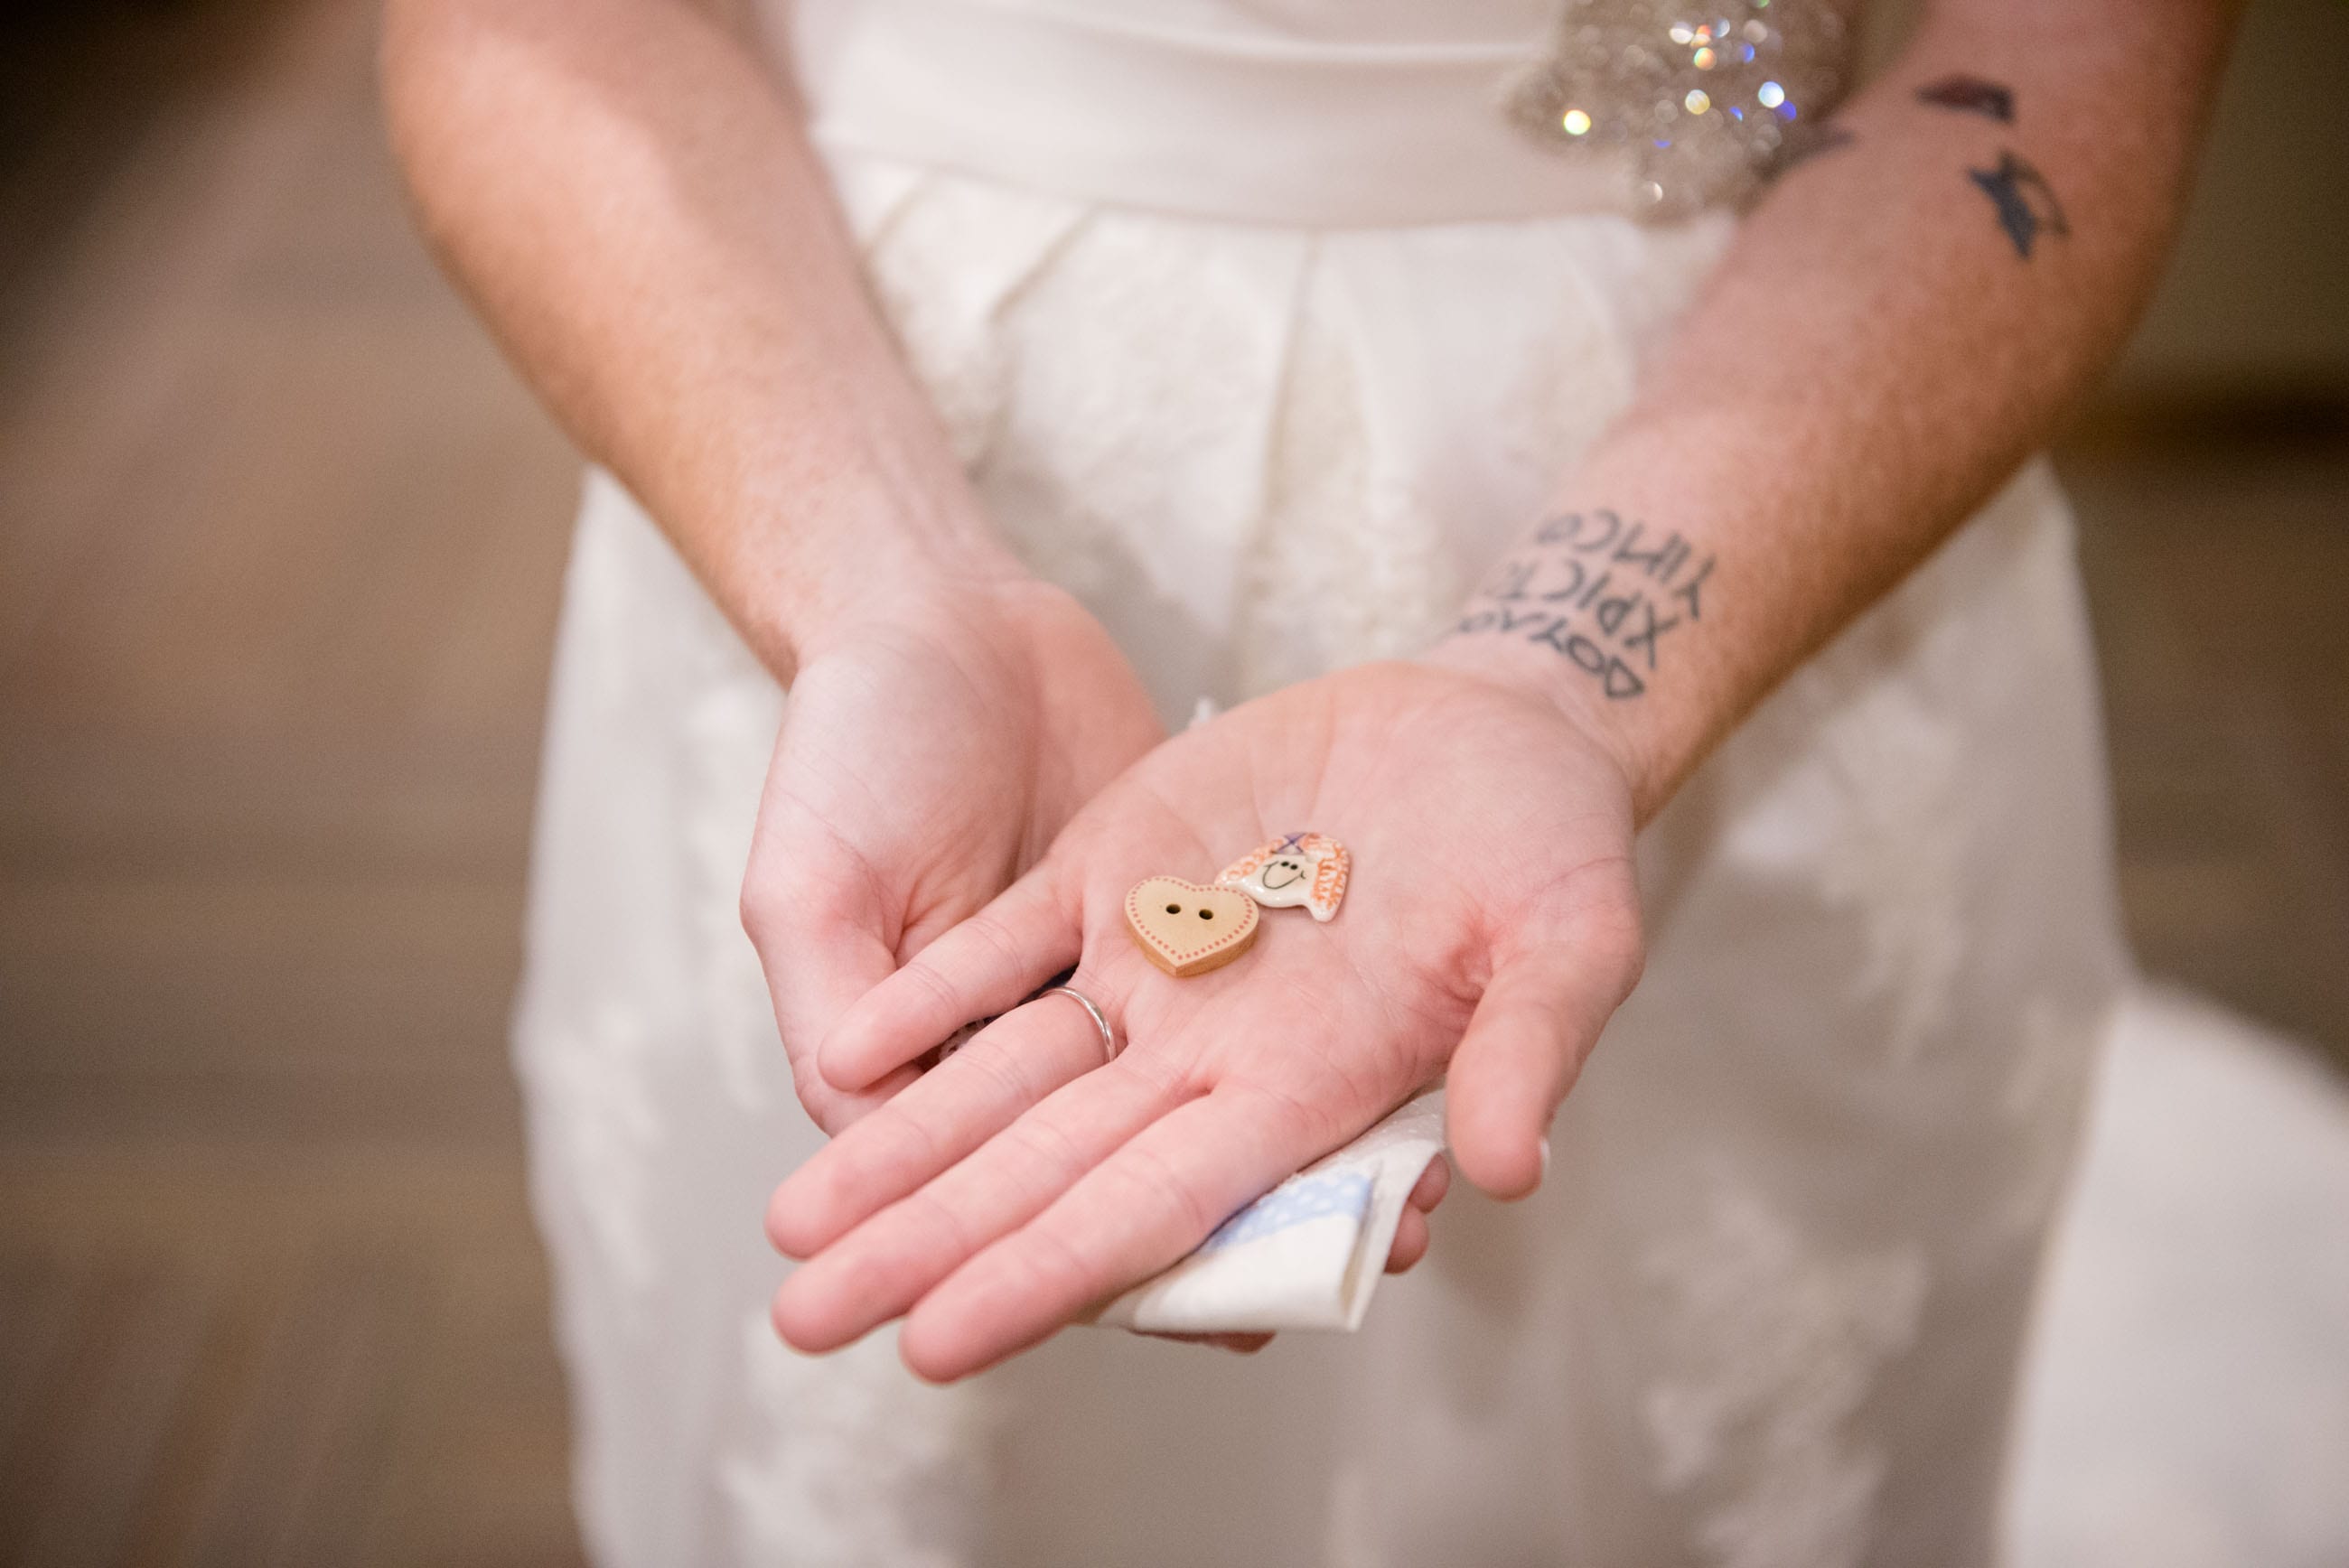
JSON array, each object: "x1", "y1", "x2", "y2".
[{"x1": 2118, "y1": 0, "x2": 2349, "y2": 392}]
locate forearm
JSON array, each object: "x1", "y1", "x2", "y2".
[
  {"x1": 1432, "y1": 0, "x2": 2237, "y2": 821},
  {"x1": 381, "y1": 0, "x2": 1015, "y2": 676}
]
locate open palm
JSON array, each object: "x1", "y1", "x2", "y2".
[{"x1": 764, "y1": 658, "x2": 1647, "y2": 1380}]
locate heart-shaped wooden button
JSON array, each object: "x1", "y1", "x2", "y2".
[{"x1": 1124, "y1": 876, "x2": 1260, "y2": 977}]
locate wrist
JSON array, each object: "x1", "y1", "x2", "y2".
[
  {"x1": 735, "y1": 483, "x2": 1032, "y2": 676},
  {"x1": 1418, "y1": 631, "x2": 1666, "y2": 821},
  {"x1": 1419, "y1": 494, "x2": 1736, "y2": 826}
]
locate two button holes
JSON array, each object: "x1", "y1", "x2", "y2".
[{"x1": 1165, "y1": 903, "x2": 1214, "y2": 920}]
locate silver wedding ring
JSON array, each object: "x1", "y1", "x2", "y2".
[
  {"x1": 1039, "y1": 984, "x2": 1121, "y2": 1066},
  {"x1": 931, "y1": 976, "x2": 1119, "y2": 1069}
]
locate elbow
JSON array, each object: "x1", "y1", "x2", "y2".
[
  {"x1": 379, "y1": 0, "x2": 474, "y2": 122},
  {"x1": 378, "y1": 0, "x2": 468, "y2": 188},
  {"x1": 377, "y1": 0, "x2": 532, "y2": 249}
]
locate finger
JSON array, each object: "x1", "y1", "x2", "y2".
[
  {"x1": 771, "y1": 1049, "x2": 1186, "y2": 1354},
  {"x1": 742, "y1": 807, "x2": 906, "y2": 1126},
  {"x1": 815, "y1": 1061, "x2": 928, "y2": 1136},
  {"x1": 1407, "y1": 1152, "x2": 1450, "y2": 1213},
  {"x1": 819, "y1": 865, "x2": 1079, "y2": 1093},
  {"x1": 1384, "y1": 1205, "x2": 1430, "y2": 1274},
  {"x1": 766, "y1": 975, "x2": 1128, "y2": 1258},
  {"x1": 1445, "y1": 888, "x2": 1643, "y2": 1200},
  {"x1": 765, "y1": 917, "x2": 897, "y2": 1070},
  {"x1": 899, "y1": 1082, "x2": 1336, "y2": 1382}
]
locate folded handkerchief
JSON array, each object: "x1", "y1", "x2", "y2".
[{"x1": 1081, "y1": 1087, "x2": 1446, "y2": 1335}]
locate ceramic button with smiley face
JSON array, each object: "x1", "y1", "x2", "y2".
[{"x1": 1217, "y1": 832, "x2": 1351, "y2": 922}]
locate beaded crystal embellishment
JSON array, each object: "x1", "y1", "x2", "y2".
[{"x1": 1502, "y1": 0, "x2": 1854, "y2": 219}]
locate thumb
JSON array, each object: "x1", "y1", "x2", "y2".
[
  {"x1": 742, "y1": 828, "x2": 912, "y2": 1133},
  {"x1": 1445, "y1": 881, "x2": 1644, "y2": 1200}
]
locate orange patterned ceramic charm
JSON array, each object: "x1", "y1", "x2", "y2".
[
  {"x1": 1124, "y1": 876, "x2": 1261, "y2": 977},
  {"x1": 1218, "y1": 832, "x2": 1351, "y2": 922}
]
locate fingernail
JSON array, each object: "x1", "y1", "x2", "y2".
[{"x1": 1537, "y1": 1136, "x2": 1551, "y2": 1180}]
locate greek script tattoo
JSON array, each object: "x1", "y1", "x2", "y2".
[
  {"x1": 1969, "y1": 150, "x2": 2069, "y2": 259},
  {"x1": 1917, "y1": 74, "x2": 2016, "y2": 123},
  {"x1": 1452, "y1": 510, "x2": 1716, "y2": 701}
]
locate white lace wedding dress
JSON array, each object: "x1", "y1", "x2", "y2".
[{"x1": 509, "y1": 3, "x2": 2137, "y2": 1563}]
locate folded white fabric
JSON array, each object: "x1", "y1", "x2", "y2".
[{"x1": 1082, "y1": 1087, "x2": 1447, "y2": 1334}]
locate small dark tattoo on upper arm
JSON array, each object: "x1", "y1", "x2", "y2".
[
  {"x1": 1451, "y1": 510, "x2": 1717, "y2": 701},
  {"x1": 1918, "y1": 71, "x2": 2064, "y2": 258},
  {"x1": 1969, "y1": 150, "x2": 2069, "y2": 258},
  {"x1": 1918, "y1": 75, "x2": 2016, "y2": 122}
]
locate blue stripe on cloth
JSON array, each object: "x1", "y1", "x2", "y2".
[{"x1": 1196, "y1": 1170, "x2": 1373, "y2": 1255}]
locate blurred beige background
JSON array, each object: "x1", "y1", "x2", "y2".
[{"x1": 0, "y1": 0, "x2": 2342, "y2": 1563}]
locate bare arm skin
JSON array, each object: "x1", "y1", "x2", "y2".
[
  {"x1": 1431, "y1": 0, "x2": 2243, "y2": 824},
  {"x1": 382, "y1": 0, "x2": 1171, "y2": 1136},
  {"x1": 381, "y1": 0, "x2": 1006, "y2": 666}
]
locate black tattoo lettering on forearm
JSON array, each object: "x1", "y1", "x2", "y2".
[
  {"x1": 1969, "y1": 150, "x2": 2069, "y2": 259},
  {"x1": 1451, "y1": 510, "x2": 1717, "y2": 700},
  {"x1": 1917, "y1": 74, "x2": 2016, "y2": 123}
]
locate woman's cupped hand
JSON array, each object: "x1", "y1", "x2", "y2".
[
  {"x1": 763, "y1": 657, "x2": 1648, "y2": 1381},
  {"x1": 741, "y1": 575, "x2": 1165, "y2": 1135}
]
